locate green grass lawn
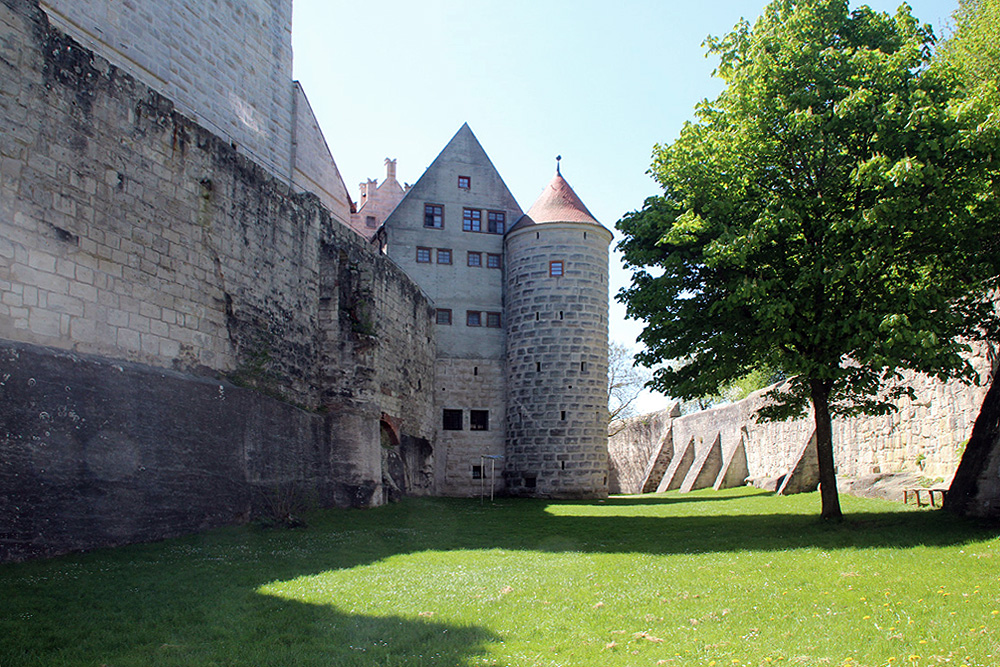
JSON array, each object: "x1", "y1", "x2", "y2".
[{"x1": 1, "y1": 488, "x2": 998, "y2": 667}]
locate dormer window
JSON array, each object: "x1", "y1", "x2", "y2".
[{"x1": 458, "y1": 175, "x2": 471, "y2": 189}]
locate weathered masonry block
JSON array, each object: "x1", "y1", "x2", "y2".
[{"x1": 0, "y1": 0, "x2": 436, "y2": 562}]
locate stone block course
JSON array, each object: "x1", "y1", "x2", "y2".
[{"x1": 0, "y1": 0, "x2": 437, "y2": 561}]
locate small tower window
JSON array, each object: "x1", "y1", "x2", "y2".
[
  {"x1": 458, "y1": 175, "x2": 471, "y2": 189},
  {"x1": 559, "y1": 311, "x2": 564, "y2": 320},
  {"x1": 581, "y1": 361, "x2": 586, "y2": 373},
  {"x1": 561, "y1": 410, "x2": 567, "y2": 421},
  {"x1": 536, "y1": 361, "x2": 541, "y2": 372},
  {"x1": 549, "y1": 261, "x2": 564, "y2": 277}
]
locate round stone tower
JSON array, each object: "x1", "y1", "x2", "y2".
[{"x1": 504, "y1": 163, "x2": 613, "y2": 498}]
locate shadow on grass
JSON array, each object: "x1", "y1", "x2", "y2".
[
  {"x1": 372, "y1": 496, "x2": 997, "y2": 561},
  {"x1": 1, "y1": 488, "x2": 996, "y2": 666},
  {"x1": 600, "y1": 491, "x2": 768, "y2": 505}
]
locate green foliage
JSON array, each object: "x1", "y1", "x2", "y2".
[
  {"x1": 1, "y1": 492, "x2": 998, "y2": 666},
  {"x1": 692, "y1": 364, "x2": 784, "y2": 411},
  {"x1": 619, "y1": 0, "x2": 999, "y2": 418},
  {"x1": 618, "y1": 0, "x2": 1000, "y2": 518},
  {"x1": 937, "y1": 0, "x2": 1000, "y2": 92}
]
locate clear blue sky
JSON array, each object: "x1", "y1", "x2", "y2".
[{"x1": 291, "y1": 0, "x2": 958, "y2": 412}]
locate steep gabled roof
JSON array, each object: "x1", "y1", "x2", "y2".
[{"x1": 394, "y1": 123, "x2": 523, "y2": 219}]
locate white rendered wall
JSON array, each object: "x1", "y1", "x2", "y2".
[{"x1": 383, "y1": 125, "x2": 522, "y2": 496}]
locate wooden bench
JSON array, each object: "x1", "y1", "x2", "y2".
[{"x1": 903, "y1": 487, "x2": 947, "y2": 507}]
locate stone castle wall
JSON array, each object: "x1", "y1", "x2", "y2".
[
  {"x1": 39, "y1": 0, "x2": 296, "y2": 182},
  {"x1": 609, "y1": 345, "x2": 996, "y2": 495},
  {"x1": 433, "y1": 358, "x2": 506, "y2": 497},
  {"x1": 0, "y1": 0, "x2": 435, "y2": 561},
  {"x1": 37, "y1": 0, "x2": 353, "y2": 222}
]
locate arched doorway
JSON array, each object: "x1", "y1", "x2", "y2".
[{"x1": 380, "y1": 414, "x2": 405, "y2": 503}]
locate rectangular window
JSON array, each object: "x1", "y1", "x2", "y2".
[
  {"x1": 436, "y1": 308, "x2": 452, "y2": 325},
  {"x1": 437, "y1": 248, "x2": 452, "y2": 264},
  {"x1": 458, "y1": 175, "x2": 471, "y2": 189},
  {"x1": 487, "y1": 211, "x2": 505, "y2": 234},
  {"x1": 470, "y1": 410, "x2": 489, "y2": 431},
  {"x1": 365, "y1": 215, "x2": 377, "y2": 229},
  {"x1": 487, "y1": 253, "x2": 502, "y2": 269},
  {"x1": 424, "y1": 204, "x2": 444, "y2": 228},
  {"x1": 416, "y1": 247, "x2": 431, "y2": 263},
  {"x1": 467, "y1": 252, "x2": 482, "y2": 267},
  {"x1": 472, "y1": 465, "x2": 483, "y2": 479},
  {"x1": 466, "y1": 311, "x2": 481, "y2": 327},
  {"x1": 463, "y1": 208, "x2": 482, "y2": 232},
  {"x1": 549, "y1": 260, "x2": 564, "y2": 277},
  {"x1": 486, "y1": 312, "x2": 501, "y2": 328},
  {"x1": 443, "y1": 409, "x2": 463, "y2": 431}
]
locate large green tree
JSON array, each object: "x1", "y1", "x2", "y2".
[
  {"x1": 935, "y1": 0, "x2": 1000, "y2": 515},
  {"x1": 617, "y1": 0, "x2": 1000, "y2": 519}
]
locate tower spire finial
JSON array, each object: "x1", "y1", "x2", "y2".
[{"x1": 556, "y1": 155, "x2": 562, "y2": 176}]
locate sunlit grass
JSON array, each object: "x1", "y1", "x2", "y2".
[{"x1": 1, "y1": 488, "x2": 998, "y2": 666}]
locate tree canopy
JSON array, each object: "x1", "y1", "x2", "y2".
[
  {"x1": 616, "y1": 0, "x2": 1000, "y2": 519},
  {"x1": 934, "y1": 0, "x2": 1000, "y2": 516}
]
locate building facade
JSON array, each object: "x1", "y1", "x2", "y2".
[{"x1": 382, "y1": 126, "x2": 612, "y2": 499}]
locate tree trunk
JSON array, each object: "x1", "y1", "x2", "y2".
[
  {"x1": 946, "y1": 367, "x2": 1000, "y2": 516},
  {"x1": 811, "y1": 379, "x2": 843, "y2": 521}
]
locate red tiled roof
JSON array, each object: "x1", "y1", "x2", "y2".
[{"x1": 526, "y1": 171, "x2": 599, "y2": 224}]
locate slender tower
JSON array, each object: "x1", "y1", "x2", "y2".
[{"x1": 504, "y1": 160, "x2": 612, "y2": 498}]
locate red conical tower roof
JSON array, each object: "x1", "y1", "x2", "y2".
[{"x1": 526, "y1": 158, "x2": 599, "y2": 224}]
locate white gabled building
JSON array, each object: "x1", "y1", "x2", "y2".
[{"x1": 381, "y1": 124, "x2": 612, "y2": 498}]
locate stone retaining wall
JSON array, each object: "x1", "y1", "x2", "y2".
[{"x1": 609, "y1": 345, "x2": 995, "y2": 495}]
